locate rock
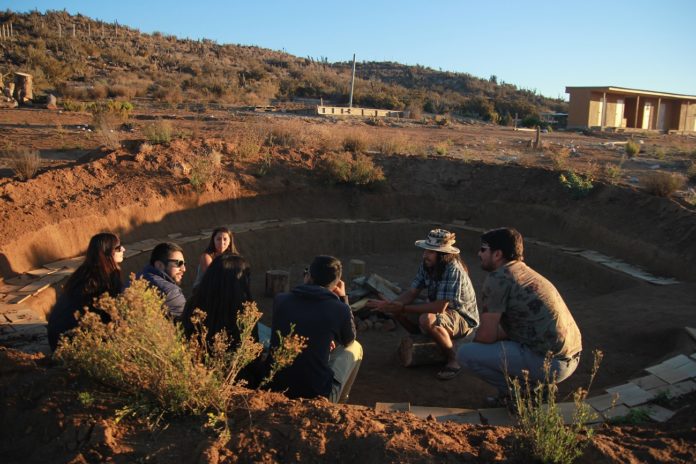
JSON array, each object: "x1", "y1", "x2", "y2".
[{"x1": 46, "y1": 94, "x2": 57, "y2": 110}]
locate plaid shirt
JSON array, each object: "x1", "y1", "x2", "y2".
[{"x1": 411, "y1": 259, "x2": 479, "y2": 327}]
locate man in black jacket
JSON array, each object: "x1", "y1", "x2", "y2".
[
  {"x1": 137, "y1": 242, "x2": 187, "y2": 320},
  {"x1": 269, "y1": 255, "x2": 362, "y2": 403}
]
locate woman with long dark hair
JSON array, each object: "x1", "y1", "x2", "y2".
[
  {"x1": 47, "y1": 232, "x2": 125, "y2": 351},
  {"x1": 192, "y1": 227, "x2": 239, "y2": 289},
  {"x1": 183, "y1": 253, "x2": 252, "y2": 345}
]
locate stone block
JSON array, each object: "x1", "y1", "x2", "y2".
[
  {"x1": 587, "y1": 393, "x2": 618, "y2": 412},
  {"x1": 375, "y1": 402, "x2": 410, "y2": 413},
  {"x1": 630, "y1": 374, "x2": 668, "y2": 390},
  {"x1": 642, "y1": 404, "x2": 675, "y2": 423},
  {"x1": 602, "y1": 404, "x2": 631, "y2": 421},
  {"x1": 606, "y1": 383, "x2": 654, "y2": 407},
  {"x1": 478, "y1": 407, "x2": 515, "y2": 426},
  {"x1": 44, "y1": 256, "x2": 84, "y2": 271},
  {"x1": 124, "y1": 239, "x2": 160, "y2": 252},
  {"x1": 648, "y1": 380, "x2": 696, "y2": 398}
]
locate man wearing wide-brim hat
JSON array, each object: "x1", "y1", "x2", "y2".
[{"x1": 367, "y1": 229, "x2": 479, "y2": 380}]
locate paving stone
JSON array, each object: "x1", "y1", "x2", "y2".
[
  {"x1": 123, "y1": 248, "x2": 142, "y2": 259},
  {"x1": 167, "y1": 232, "x2": 182, "y2": 239},
  {"x1": 642, "y1": 404, "x2": 675, "y2": 423},
  {"x1": 647, "y1": 356, "x2": 696, "y2": 384},
  {"x1": 478, "y1": 407, "x2": 516, "y2": 426},
  {"x1": 587, "y1": 393, "x2": 618, "y2": 412},
  {"x1": 6, "y1": 293, "x2": 33, "y2": 304},
  {"x1": 662, "y1": 354, "x2": 693, "y2": 369},
  {"x1": 375, "y1": 402, "x2": 410, "y2": 413},
  {"x1": 124, "y1": 239, "x2": 160, "y2": 252},
  {"x1": 44, "y1": 256, "x2": 85, "y2": 271},
  {"x1": 605, "y1": 383, "x2": 654, "y2": 407},
  {"x1": 554, "y1": 402, "x2": 603, "y2": 425},
  {"x1": 630, "y1": 374, "x2": 668, "y2": 390},
  {"x1": 25, "y1": 268, "x2": 59, "y2": 277},
  {"x1": 2, "y1": 307, "x2": 45, "y2": 323},
  {"x1": 648, "y1": 380, "x2": 696, "y2": 398},
  {"x1": 438, "y1": 411, "x2": 482, "y2": 425},
  {"x1": 602, "y1": 404, "x2": 631, "y2": 421},
  {"x1": 409, "y1": 405, "x2": 474, "y2": 421},
  {"x1": 177, "y1": 235, "x2": 204, "y2": 244},
  {"x1": 0, "y1": 323, "x2": 17, "y2": 335},
  {"x1": 19, "y1": 273, "x2": 66, "y2": 294},
  {"x1": 686, "y1": 327, "x2": 696, "y2": 342},
  {"x1": 691, "y1": 352, "x2": 696, "y2": 361}
]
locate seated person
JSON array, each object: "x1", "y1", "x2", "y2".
[
  {"x1": 457, "y1": 227, "x2": 582, "y2": 402},
  {"x1": 193, "y1": 227, "x2": 239, "y2": 289},
  {"x1": 137, "y1": 242, "x2": 187, "y2": 320},
  {"x1": 48, "y1": 233, "x2": 124, "y2": 351},
  {"x1": 268, "y1": 255, "x2": 362, "y2": 403},
  {"x1": 368, "y1": 229, "x2": 478, "y2": 380}
]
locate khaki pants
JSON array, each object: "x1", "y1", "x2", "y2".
[{"x1": 328, "y1": 340, "x2": 363, "y2": 404}]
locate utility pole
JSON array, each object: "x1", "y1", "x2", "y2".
[{"x1": 348, "y1": 53, "x2": 356, "y2": 108}]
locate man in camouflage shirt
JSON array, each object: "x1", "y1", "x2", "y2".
[{"x1": 457, "y1": 227, "x2": 582, "y2": 399}]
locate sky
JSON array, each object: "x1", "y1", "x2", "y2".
[{"x1": 3, "y1": 0, "x2": 696, "y2": 100}]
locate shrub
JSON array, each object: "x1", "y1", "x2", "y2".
[
  {"x1": 375, "y1": 134, "x2": 408, "y2": 155},
  {"x1": 234, "y1": 130, "x2": 264, "y2": 161},
  {"x1": 86, "y1": 100, "x2": 134, "y2": 122},
  {"x1": 189, "y1": 149, "x2": 222, "y2": 192},
  {"x1": 625, "y1": 140, "x2": 640, "y2": 158},
  {"x1": 61, "y1": 99, "x2": 86, "y2": 112},
  {"x1": 510, "y1": 350, "x2": 603, "y2": 464},
  {"x1": 92, "y1": 112, "x2": 121, "y2": 150},
  {"x1": 322, "y1": 152, "x2": 385, "y2": 186},
  {"x1": 549, "y1": 147, "x2": 570, "y2": 170},
  {"x1": 265, "y1": 120, "x2": 304, "y2": 149},
  {"x1": 432, "y1": 140, "x2": 452, "y2": 156},
  {"x1": 686, "y1": 163, "x2": 696, "y2": 182},
  {"x1": 603, "y1": 162, "x2": 623, "y2": 183},
  {"x1": 55, "y1": 278, "x2": 305, "y2": 420},
  {"x1": 641, "y1": 171, "x2": 686, "y2": 197},
  {"x1": 342, "y1": 130, "x2": 370, "y2": 153},
  {"x1": 7, "y1": 149, "x2": 42, "y2": 180},
  {"x1": 559, "y1": 171, "x2": 593, "y2": 198},
  {"x1": 143, "y1": 120, "x2": 173, "y2": 144}
]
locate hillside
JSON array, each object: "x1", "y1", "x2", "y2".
[{"x1": 0, "y1": 10, "x2": 565, "y2": 120}]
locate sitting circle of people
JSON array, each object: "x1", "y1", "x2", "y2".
[{"x1": 47, "y1": 224, "x2": 581, "y2": 407}]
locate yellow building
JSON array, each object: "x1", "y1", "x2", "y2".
[{"x1": 565, "y1": 86, "x2": 696, "y2": 133}]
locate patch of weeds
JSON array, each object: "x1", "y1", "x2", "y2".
[
  {"x1": 143, "y1": 120, "x2": 173, "y2": 145},
  {"x1": 686, "y1": 163, "x2": 696, "y2": 182},
  {"x1": 608, "y1": 408, "x2": 651, "y2": 425},
  {"x1": 92, "y1": 112, "x2": 121, "y2": 150},
  {"x1": 432, "y1": 139, "x2": 453, "y2": 156},
  {"x1": 374, "y1": 134, "x2": 408, "y2": 155},
  {"x1": 189, "y1": 149, "x2": 222, "y2": 192},
  {"x1": 559, "y1": 171, "x2": 594, "y2": 198},
  {"x1": 342, "y1": 130, "x2": 371, "y2": 153},
  {"x1": 510, "y1": 350, "x2": 603, "y2": 464},
  {"x1": 78, "y1": 391, "x2": 95, "y2": 407},
  {"x1": 8, "y1": 149, "x2": 42, "y2": 180},
  {"x1": 265, "y1": 120, "x2": 304, "y2": 148},
  {"x1": 56, "y1": 278, "x2": 305, "y2": 425},
  {"x1": 434, "y1": 115, "x2": 450, "y2": 126},
  {"x1": 254, "y1": 152, "x2": 273, "y2": 177},
  {"x1": 653, "y1": 147, "x2": 667, "y2": 160},
  {"x1": 61, "y1": 99, "x2": 85, "y2": 112},
  {"x1": 549, "y1": 147, "x2": 571, "y2": 170},
  {"x1": 625, "y1": 140, "x2": 641, "y2": 158},
  {"x1": 321, "y1": 152, "x2": 385, "y2": 187},
  {"x1": 234, "y1": 131, "x2": 264, "y2": 161},
  {"x1": 642, "y1": 171, "x2": 686, "y2": 197}
]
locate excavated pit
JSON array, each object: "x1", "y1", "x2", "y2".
[{"x1": 4, "y1": 160, "x2": 696, "y2": 409}]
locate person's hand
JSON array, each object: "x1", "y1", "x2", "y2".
[
  {"x1": 329, "y1": 340, "x2": 336, "y2": 352},
  {"x1": 332, "y1": 279, "x2": 346, "y2": 298}
]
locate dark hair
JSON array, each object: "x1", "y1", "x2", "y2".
[
  {"x1": 63, "y1": 233, "x2": 122, "y2": 299},
  {"x1": 481, "y1": 228, "x2": 524, "y2": 261},
  {"x1": 150, "y1": 242, "x2": 184, "y2": 266},
  {"x1": 182, "y1": 254, "x2": 252, "y2": 344},
  {"x1": 309, "y1": 255, "x2": 342, "y2": 288},
  {"x1": 204, "y1": 227, "x2": 238, "y2": 255},
  {"x1": 432, "y1": 252, "x2": 467, "y2": 281}
]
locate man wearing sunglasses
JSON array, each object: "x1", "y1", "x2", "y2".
[
  {"x1": 457, "y1": 227, "x2": 582, "y2": 406},
  {"x1": 137, "y1": 242, "x2": 187, "y2": 320}
]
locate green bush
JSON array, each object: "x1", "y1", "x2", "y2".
[
  {"x1": 61, "y1": 99, "x2": 86, "y2": 112},
  {"x1": 143, "y1": 120, "x2": 173, "y2": 144},
  {"x1": 55, "y1": 278, "x2": 305, "y2": 420},
  {"x1": 322, "y1": 152, "x2": 385, "y2": 186},
  {"x1": 510, "y1": 351, "x2": 602, "y2": 464},
  {"x1": 189, "y1": 149, "x2": 222, "y2": 192},
  {"x1": 641, "y1": 171, "x2": 686, "y2": 197},
  {"x1": 559, "y1": 171, "x2": 594, "y2": 198},
  {"x1": 625, "y1": 140, "x2": 640, "y2": 158}
]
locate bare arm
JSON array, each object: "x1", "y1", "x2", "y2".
[
  {"x1": 473, "y1": 312, "x2": 507, "y2": 343},
  {"x1": 199, "y1": 253, "x2": 213, "y2": 274},
  {"x1": 367, "y1": 288, "x2": 448, "y2": 315}
]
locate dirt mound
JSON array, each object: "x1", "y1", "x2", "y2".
[{"x1": 2, "y1": 349, "x2": 695, "y2": 463}]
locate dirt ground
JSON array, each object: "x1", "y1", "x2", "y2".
[{"x1": 1, "y1": 106, "x2": 696, "y2": 462}]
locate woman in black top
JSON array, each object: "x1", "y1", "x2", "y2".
[{"x1": 47, "y1": 232, "x2": 124, "y2": 351}]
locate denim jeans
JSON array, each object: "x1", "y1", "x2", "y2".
[
  {"x1": 457, "y1": 341, "x2": 580, "y2": 396},
  {"x1": 328, "y1": 340, "x2": 363, "y2": 403}
]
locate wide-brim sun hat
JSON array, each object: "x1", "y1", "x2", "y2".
[{"x1": 415, "y1": 229, "x2": 460, "y2": 254}]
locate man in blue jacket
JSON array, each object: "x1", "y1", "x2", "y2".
[
  {"x1": 137, "y1": 242, "x2": 187, "y2": 320},
  {"x1": 269, "y1": 255, "x2": 362, "y2": 403}
]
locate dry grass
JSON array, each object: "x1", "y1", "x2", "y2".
[
  {"x1": 7, "y1": 149, "x2": 42, "y2": 180},
  {"x1": 321, "y1": 152, "x2": 385, "y2": 186},
  {"x1": 342, "y1": 129, "x2": 372, "y2": 153},
  {"x1": 143, "y1": 120, "x2": 173, "y2": 144},
  {"x1": 641, "y1": 171, "x2": 686, "y2": 197}
]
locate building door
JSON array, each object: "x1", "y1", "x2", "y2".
[
  {"x1": 615, "y1": 99, "x2": 625, "y2": 127},
  {"x1": 596, "y1": 100, "x2": 604, "y2": 126},
  {"x1": 657, "y1": 103, "x2": 666, "y2": 130},
  {"x1": 642, "y1": 101, "x2": 653, "y2": 129}
]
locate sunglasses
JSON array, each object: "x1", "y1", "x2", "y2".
[
  {"x1": 114, "y1": 245, "x2": 125, "y2": 252},
  {"x1": 303, "y1": 267, "x2": 309, "y2": 276},
  {"x1": 167, "y1": 259, "x2": 186, "y2": 267},
  {"x1": 479, "y1": 246, "x2": 490, "y2": 253}
]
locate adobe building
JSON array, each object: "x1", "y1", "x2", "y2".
[{"x1": 565, "y1": 86, "x2": 696, "y2": 134}]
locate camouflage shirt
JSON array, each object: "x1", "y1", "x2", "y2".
[{"x1": 482, "y1": 261, "x2": 582, "y2": 358}]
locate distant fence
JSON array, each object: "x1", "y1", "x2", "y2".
[{"x1": 317, "y1": 105, "x2": 408, "y2": 118}]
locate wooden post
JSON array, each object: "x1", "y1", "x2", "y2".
[
  {"x1": 72, "y1": 23, "x2": 76, "y2": 38},
  {"x1": 348, "y1": 259, "x2": 366, "y2": 280},
  {"x1": 58, "y1": 23, "x2": 61, "y2": 39},
  {"x1": 534, "y1": 126, "x2": 543, "y2": 150},
  {"x1": 265, "y1": 270, "x2": 289, "y2": 297}
]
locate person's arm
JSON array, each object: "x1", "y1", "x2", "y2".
[
  {"x1": 331, "y1": 279, "x2": 350, "y2": 305},
  {"x1": 366, "y1": 287, "x2": 421, "y2": 313},
  {"x1": 199, "y1": 253, "x2": 213, "y2": 275},
  {"x1": 473, "y1": 312, "x2": 507, "y2": 343}
]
